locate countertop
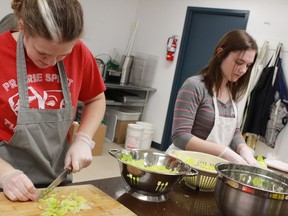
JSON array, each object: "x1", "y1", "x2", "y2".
[
  {"x1": 0, "y1": 176, "x2": 222, "y2": 215},
  {"x1": 72, "y1": 176, "x2": 222, "y2": 216}
]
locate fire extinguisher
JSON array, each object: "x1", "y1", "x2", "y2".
[{"x1": 166, "y1": 36, "x2": 178, "y2": 61}]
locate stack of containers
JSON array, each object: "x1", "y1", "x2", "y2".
[
  {"x1": 129, "y1": 53, "x2": 158, "y2": 87},
  {"x1": 138, "y1": 121, "x2": 155, "y2": 149},
  {"x1": 124, "y1": 124, "x2": 144, "y2": 149},
  {"x1": 124, "y1": 121, "x2": 155, "y2": 150},
  {"x1": 105, "y1": 108, "x2": 141, "y2": 144}
]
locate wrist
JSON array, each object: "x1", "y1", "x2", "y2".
[
  {"x1": 218, "y1": 146, "x2": 228, "y2": 157},
  {"x1": 0, "y1": 169, "x2": 23, "y2": 188},
  {"x1": 240, "y1": 146, "x2": 255, "y2": 156},
  {"x1": 74, "y1": 132, "x2": 95, "y2": 150}
]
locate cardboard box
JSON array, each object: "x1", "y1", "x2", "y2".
[
  {"x1": 114, "y1": 120, "x2": 136, "y2": 144},
  {"x1": 70, "y1": 122, "x2": 107, "y2": 156}
]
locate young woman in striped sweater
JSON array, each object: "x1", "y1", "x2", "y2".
[{"x1": 167, "y1": 29, "x2": 259, "y2": 166}]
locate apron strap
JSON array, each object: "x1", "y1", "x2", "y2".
[
  {"x1": 57, "y1": 61, "x2": 72, "y2": 106},
  {"x1": 16, "y1": 33, "x2": 29, "y2": 109}
]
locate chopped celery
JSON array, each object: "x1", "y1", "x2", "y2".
[
  {"x1": 119, "y1": 153, "x2": 179, "y2": 174},
  {"x1": 39, "y1": 191, "x2": 91, "y2": 216},
  {"x1": 182, "y1": 158, "x2": 198, "y2": 165},
  {"x1": 182, "y1": 157, "x2": 215, "y2": 171},
  {"x1": 199, "y1": 164, "x2": 216, "y2": 171},
  {"x1": 257, "y1": 155, "x2": 268, "y2": 168}
]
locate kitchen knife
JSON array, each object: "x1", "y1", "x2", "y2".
[{"x1": 37, "y1": 168, "x2": 70, "y2": 200}]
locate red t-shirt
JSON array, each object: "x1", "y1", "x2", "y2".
[{"x1": 0, "y1": 31, "x2": 106, "y2": 142}]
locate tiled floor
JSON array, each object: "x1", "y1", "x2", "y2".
[{"x1": 72, "y1": 140, "x2": 163, "y2": 183}]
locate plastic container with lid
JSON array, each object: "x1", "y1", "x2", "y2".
[
  {"x1": 124, "y1": 124, "x2": 144, "y2": 149},
  {"x1": 106, "y1": 108, "x2": 141, "y2": 121},
  {"x1": 136, "y1": 121, "x2": 155, "y2": 150}
]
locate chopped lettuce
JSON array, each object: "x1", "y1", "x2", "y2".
[
  {"x1": 181, "y1": 157, "x2": 215, "y2": 171},
  {"x1": 119, "y1": 153, "x2": 179, "y2": 174},
  {"x1": 39, "y1": 191, "x2": 91, "y2": 216},
  {"x1": 239, "y1": 174, "x2": 286, "y2": 192},
  {"x1": 257, "y1": 155, "x2": 268, "y2": 168}
]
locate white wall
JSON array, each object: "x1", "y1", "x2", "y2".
[
  {"x1": 0, "y1": 0, "x2": 138, "y2": 56},
  {"x1": 79, "y1": 0, "x2": 138, "y2": 56},
  {"x1": 1, "y1": 0, "x2": 288, "y2": 151},
  {"x1": 0, "y1": 0, "x2": 14, "y2": 16}
]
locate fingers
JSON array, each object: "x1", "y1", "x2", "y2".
[
  {"x1": 64, "y1": 154, "x2": 72, "y2": 170},
  {"x1": 65, "y1": 154, "x2": 91, "y2": 172},
  {"x1": 4, "y1": 187, "x2": 24, "y2": 202},
  {"x1": 245, "y1": 157, "x2": 260, "y2": 167},
  {"x1": 26, "y1": 183, "x2": 39, "y2": 201},
  {"x1": 71, "y1": 158, "x2": 92, "y2": 173},
  {"x1": 3, "y1": 175, "x2": 37, "y2": 201}
]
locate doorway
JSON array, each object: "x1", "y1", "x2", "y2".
[{"x1": 158, "y1": 7, "x2": 250, "y2": 151}]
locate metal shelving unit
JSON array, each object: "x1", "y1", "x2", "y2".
[{"x1": 105, "y1": 82, "x2": 156, "y2": 119}]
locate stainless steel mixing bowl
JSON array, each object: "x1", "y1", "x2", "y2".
[
  {"x1": 109, "y1": 149, "x2": 198, "y2": 202},
  {"x1": 214, "y1": 163, "x2": 288, "y2": 216}
]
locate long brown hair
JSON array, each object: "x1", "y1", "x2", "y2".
[
  {"x1": 11, "y1": 0, "x2": 84, "y2": 42},
  {"x1": 199, "y1": 29, "x2": 258, "y2": 101}
]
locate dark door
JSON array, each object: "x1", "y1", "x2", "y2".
[{"x1": 158, "y1": 7, "x2": 250, "y2": 151}]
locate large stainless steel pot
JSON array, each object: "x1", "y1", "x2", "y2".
[{"x1": 214, "y1": 162, "x2": 288, "y2": 216}]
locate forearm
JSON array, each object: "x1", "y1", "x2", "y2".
[
  {"x1": 185, "y1": 136, "x2": 248, "y2": 164},
  {"x1": 185, "y1": 136, "x2": 225, "y2": 156},
  {"x1": 230, "y1": 127, "x2": 246, "y2": 151},
  {"x1": 236, "y1": 143, "x2": 249, "y2": 154},
  {"x1": 77, "y1": 92, "x2": 106, "y2": 138}
]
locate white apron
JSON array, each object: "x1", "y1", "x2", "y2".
[{"x1": 166, "y1": 94, "x2": 238, "y2": 152}]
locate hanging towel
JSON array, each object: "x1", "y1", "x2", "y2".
[
  {"x1": 264, "y1": 99, "x2": 288, "y2": 147},
  {"x1": 242, "y1": 58, "x2": 279, "y2": 137},
  {"x1": 277, "y1": 58, "x2": 288, "y2": 105},
  {"x1": 265, "y1": 153, "x2": 288, "y2": 173},
  {"x1": 264, "y1": 58, "x2": 288, "y2": 147}
]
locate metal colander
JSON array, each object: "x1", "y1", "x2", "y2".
[
  {"x1": 109, "y1": 149, "x2": 198, "y2": 202},
  {"x1": 167, "y1": 150, "x2": 228, "y2": 191}
]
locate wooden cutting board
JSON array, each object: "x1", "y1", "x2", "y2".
[{"x1": 0, "y1": 184, "x2": 136, "y2": 216}]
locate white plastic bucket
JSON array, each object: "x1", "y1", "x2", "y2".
[
  {"x1": 136, "y1": 121, "x2": 155, "y2": 150},
  {"x1": 136, "y1": 121, "x2": 154, "y2": 130},
  {"x1": 124, "y1": 124, "x2": 143, "y2": 149}
]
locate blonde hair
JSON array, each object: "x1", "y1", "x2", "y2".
[{"x1": 11, "y1": 0, "x2": 84, "y2": 42}]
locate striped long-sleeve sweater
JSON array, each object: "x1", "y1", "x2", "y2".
[{"x1": 171, "y1": 75, "x2": 245, "y2": 151}]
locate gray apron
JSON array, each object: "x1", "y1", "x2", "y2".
[{"x1": 0, "y1": 34, "x2": 74, "y2": 185}]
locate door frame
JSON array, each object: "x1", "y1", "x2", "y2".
[{"x1": 156, "y1": 7, "x2": 249, "y2": 151}]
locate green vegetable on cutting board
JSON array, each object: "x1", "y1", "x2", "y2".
[{"x1": 38, "y1": 190, "x2": 91, "y2": 216}]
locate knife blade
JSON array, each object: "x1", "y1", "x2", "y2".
[{"x1": 37, "y1": 168, "x2": 70, "y2": 200}]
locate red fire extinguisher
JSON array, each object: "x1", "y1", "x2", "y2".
[{"x1": 166, "y1": 36, "x2": 178, "y2": 61}]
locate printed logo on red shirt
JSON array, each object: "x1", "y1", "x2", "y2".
[{"x1": 8, "y1": 87, "x2": 64, "y2": 115}]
